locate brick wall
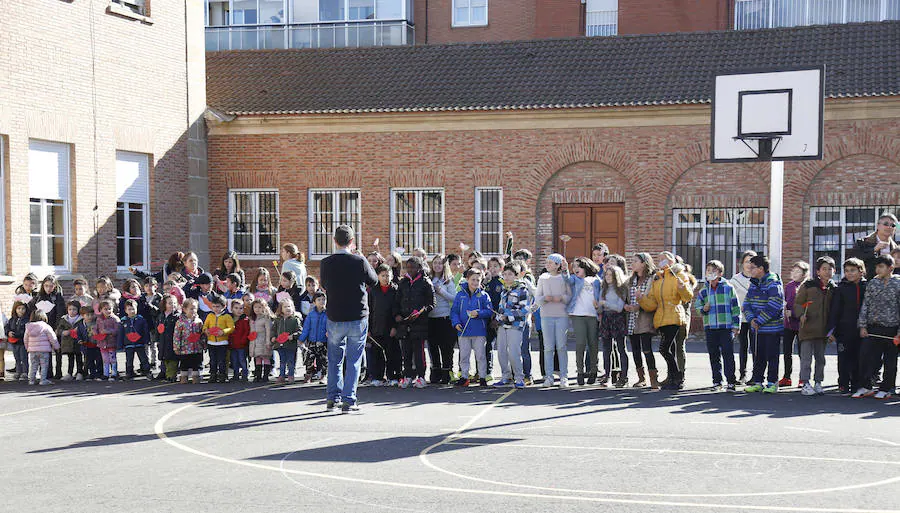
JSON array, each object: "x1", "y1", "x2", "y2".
[
  {"x1": 207, "y1": 112, "x2": 900, "y2": 284},
  {"x1": 618, "y1": 0, "x2": 729, "y2": 35},
  {"x1": 0, "y1": 0, "x2": 204, "y2": 301},
  {"x1": 417, "y1": 0, "x2": 537, "y2": 44}
]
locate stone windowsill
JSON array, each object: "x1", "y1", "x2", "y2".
[
  {"x1": 107, "y1": 2, "x2": 154, "y2": 24},
  {"x1": 0, "y1": 275, "x2": 15, "y2": 285}
]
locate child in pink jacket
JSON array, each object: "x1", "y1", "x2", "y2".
[{"x1": 24, "y1": 310, "x2": 60, "y2": 385}]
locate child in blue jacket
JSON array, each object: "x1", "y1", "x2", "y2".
[
  {"x1": 451, "y1": 268, "x2": 493, "y2": 387},
  {"x1": 299, "y1": 291, "x2": 328, "y2": 382},
  {"x1": 742, "y1": 255, "x2": 785, "y2": 393},
  {"x1": 118, "y1": 299, "x2": 152, "y2": 379}
]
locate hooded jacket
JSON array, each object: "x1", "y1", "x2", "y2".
[
  {"x1": 56, "y1": 315, "x2": 82, "y2": 354},
  {"x1": 24, "y1": 321, "x2": 60, "y2": 353},
  {"x1": 638, "y1": 264, "x2": 695, "y2": 328},
  {"x1": 396, "y1": 273, "x2": 435, "y2": 339},
  {"x1": 299, "y1": 308, "x2": 328, "y2": 344},
  {"x1": 827, "y1": 277, "x2": 867, "y2": 338},
  {"x1": 249, "y1": 316, "x2": 273, "y2": 359},
  {"x1": 451, "y1": 286, "x2": 493, "y2": 337},
  {"x1": 368, "y1": 282, "x2": 399, "y2": 337},
  {"x1": 229, "y1": 314, "x2": 251, "y2": 351},
  {"x1": 272, "y1": 313, "x2": 303, "y2": 351},
  {"x1": 858, "y1": 274, "x2": 900, "y2": 329},
  {"x1": 118, "y1": 314, "x2": 152, "y2": 349},
  {"x1": 5, "y1": 315, "x2": 28, "y2": 344},
  {"x1": 496, "y1": 279, "x2": 532, "y2": 331},
  {"x1": 742, "y1": 272, "x2": 785, "y2": 334},
  {"x1": 173, "y1": 313, "x2": 204, "y2": 355},
  {"x1": 794, "y1": 277, "x2": 836, "y2": 341},
  {"x1": 157, "y1": 311, "x2": 180, "y2": 360}
]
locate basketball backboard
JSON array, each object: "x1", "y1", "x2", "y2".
[{"x1": 711, "y1": 66, "x2": 824, "y2": 163}]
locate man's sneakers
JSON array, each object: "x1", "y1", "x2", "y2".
[
  {"x1": 801, "y1": 382, "x2": 816, "y2": 396},
  {"x1": 813, "y1": 382, "x2": 825, "y2": 395},
  {"x1": 710, "y1": 383, "x2": 725, "y2": 392},
  {"x1": 744, "y1": 383, "x2": 764, "y2": 393},
  {"x1": 341, "y1": 403, "x2": 361, "y2": 414},
  {"x1": 559, "y1": 378, "x2": 569, "y2": 389},
  {"x1": 413, "y1": 377, "x2": 427, "y2": 389},
  {"x1": 38, "y1": 379, "x2": 52, "y2": 386},
  {"x1": 61, "y1": 374, "x2": 74, "y2": 381},
  {"x1": 777, "y1": 377, "x2": 792, "y2": 387},
  {"x1": 326, "y1": 399, "x2": 340, "y2": 411},
  {"x1": 762, "y1": 383, "x2": 778, "y2": 394},
  {"x1": 388, "y1": 379, "x2": 399, "y2": 387},
  {"x1": 514, "y1": 380, "x2": 525, "y2": 389}
]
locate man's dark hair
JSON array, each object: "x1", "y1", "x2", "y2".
[
  {"x1": 334, "y1": 224, "x2": 354, "y2": 247},
  {"x1": 749, "y1": 254, "x2": 770, "y2": 273},
  {"x1": 815, "y1": 256, "x2": 836, "y2": 272}
]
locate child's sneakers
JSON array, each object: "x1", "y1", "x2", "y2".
[
  {"x1": 726, "y1": 383, "x2": 737, "y2": 392},
  {"x1": 873, "y1": 390, "x2": 892, "y2": 400},
  {"x1": 399, "y1": 378, "x2": 411, "y2": 389},
  {"x1": 543, "y1": 377, "x2": 554, "y2": 388},
  {"x1": 455, "y1": 377, "x2": 470, "y2": 387},
  {"x1": 801, "y1": 383, "x2": 816, "y2": 396},
  {"x1": 851, "y1": 387, "x2": 873, "y2": 398},
  {"x1": 492, "y1": 379, "x2": 510, "y2": 387},
  {"x1": 413, "y1": 377, "x2": 427, "y2": 389},
  {"x1": 813, "y1": 382, "x2": 824, "y2": 395},
  {"x1": 710, "y1": 383, "x2": 724, "y2": 392},
  {"x1": 75, "y1": 373, "x2": 84, "y2": 381},
  {"x1": 744, "y1": 383, "x2": 764, "y2": 393},
  {"x1": 370, "y1": 379, "x2": 384, "y2": 387},
  {"x1": 61, "y1": 374, "x2": 74, "y2": 381},
  {"x1": 108, "y1": 376, "x2": 117, "y2": 382},
  {"x1": 559, "y1": 378, "x2": 569, "y2": 388},
  {"x1": 39, "y1": 379, "x2": 52, "y2": 386},
  {"x1": 778, "y1": 377, "x2": 792, "y2": 387},
  {"x1": 514, "y1": 380, "x2": 525, "y2": 389},
  {"x1": 478, "y1": 378, "x2": 488, "y2": 387},
  {"x1": 762, "y1": 383, "x2": 778, "y2": 394},
  {"x1": 28, "y1": 379, "x2": 35, "y2": 385},
  {"x1": 388, "y1": 379, "x2": 400, "y2": 387}
]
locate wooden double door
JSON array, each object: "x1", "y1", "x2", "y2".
[{"x1": 554, "y1": 203, "x2": 625, "y2": 262}]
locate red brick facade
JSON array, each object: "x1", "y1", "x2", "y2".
[
  {"x1": 206, "y1": 102, "x2": 900, "y2": 283},
  {"x1": 618, "y1": 0, "x2": 730, "y2": 35},
  {"x1": 0, "y1": 0, "x2": 205, "y2": 298}
]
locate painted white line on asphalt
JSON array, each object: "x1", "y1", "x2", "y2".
[
  {"x1": 155, "y1": 386, "x2": 900, "y2": 513},
  {"x1": 785, "y1": 427, "x2": 830, "y2": 434},
  {"x1": 0, "y1": 382, "x2": 173, "y2": 418},
  {"x1": 867, "y1": 438, "x2": 900, "y2": 447},
  {"x1": 691, "y1": 421, "x2": 738, "y2": 426},
  {"x1": 594, "y1": 421, "x2": 642, "y2": 426}
]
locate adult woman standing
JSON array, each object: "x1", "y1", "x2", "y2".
[
  {"x1": 180, "y1": 251, "x2": 206, "y2": 296},
  {"x1": 428, "y1": 255, "x2": 458, "y2": 384},
  {"x1": 625, "y1": 253, "x2": 659, "y2": 389},
  {"x1": 131, "y1": 252, "x2": 185, "y2": 285},
  {"x1": 638, "y1": 251, "x2": 694, "y2": 390}
]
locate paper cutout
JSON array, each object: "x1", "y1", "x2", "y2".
[
  {"x1": 276, "y1": 291, "x2": 291, "y2": 305},
  {"x1": 35, "y1": 300, "x2": 55, "y2": 314},
  {"x1": 92, "y1": 333, "x2": 107, "y2": 341},
  {"x1": 13, "y1": 294, "x2": 33, "y2": 304},
  {"x1": 187, "y1": 332, "x2": 201, "y2": 343},
  {"x1": 7, "y1": 336, "x2": 19, "y2": 344},
  {"x1": 126, "y1": 332, "x2": 141, "y2": 343},
  {"x1": 69, "y1": 329, "x2": 78, "y2": 338},
  {"x1": 248, "y1": 332, "x2": 258, "y2": 341},
  {"x1": 276, "y1": 332, "x2": 289, "y2": 344},
  {"x1": 157, "y1": 324, "x2": 165, "y2": 334}
]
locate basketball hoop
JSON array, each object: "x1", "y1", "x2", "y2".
[{"x1": 732, "y1": 134, "x2": 784, "y2": 161}]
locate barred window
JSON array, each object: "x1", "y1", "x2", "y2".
[
  {"x1": 229, "y1": 189, "x2": 279, "y2": 256},
  {"x1": 117, "y1": 202, "x2": 148, "y2": 268},
  {"x1": 391, "y1": 189, "x2": 444, "y2": 255},
  {"x1": 673, "y1": 207, "x2": 768, "y2": 278},
  {"x1": 309, "y1": 189, "x2": 361, "y2": 258},
  {"x1": 475, "y1": 187, "x2": 503, "y2": 255},
  {"x1": 809, "y1": 205, "x2": 900, "y2": 268}
]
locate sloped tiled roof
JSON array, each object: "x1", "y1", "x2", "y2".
[{"x1": 206, "y1": 21, "x2": 900, "y2": 116}]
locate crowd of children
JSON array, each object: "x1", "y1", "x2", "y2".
[{"x1": 2, "y1": 223, "x2": 899, "y2": 399}]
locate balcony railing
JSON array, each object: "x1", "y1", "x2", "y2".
[
  {"x1": 586, "y1": 9, "x2": 618, "y2": 37},
  {"x1": 206, "y1": 20, "x2": 415, "y2": 51},
  {"x1": 735, "y1": 0, "x2": 900, "y2": 30}
]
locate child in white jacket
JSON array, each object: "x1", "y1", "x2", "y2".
[{"x1": 24, "y1": 310, "x2": 60, "y2": 385}]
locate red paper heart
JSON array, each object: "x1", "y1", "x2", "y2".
[
  {"x1": 276, "y1": 332, "x2": 289, "y2": 344},
  {"x1": 7, "y1": 336, "x2": 19, "y2": 344},
  {"x1": 187, "y1": 332, "x2": 201, "y2": 343},
  {"x1": 126, "y1": 332, "x2": 141, "y2": 343},
  {"x1": 209, "y1": 327, "x2": 223, "y2": 337},
  {"x1": 92, "y1": 333, "x2": 107, "y2": 341},
  {"x1": 248, "y1": 332, "x2": 258, "y2": 341},
  {"x1": 157, "y1": 324, "x2": 165, "y2": 334},
  {"x1": 69, "y1": 329, "x2": 78, "y2": 338}
]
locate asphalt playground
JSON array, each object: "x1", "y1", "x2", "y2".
[{"x1": 3, "y1": 343, "x2": 898, "y2": 513}]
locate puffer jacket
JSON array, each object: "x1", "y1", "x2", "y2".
[
  {"x1": 5, "y1": 316, "x2": 28, "y2": 345},
  {"x1": 396, "y1": 273, "x2": 435, "y2": 339},
  {"x1": 827, "y1": 278, "x2": 867, "y2": 338},
  {"x1": 24, "y1": 321, "x2": 60, "y2": 353},
  {"x1": 794, "y1": 277, "x2": 836, "y2": 341},
  {"x1": 299, "y1": 308, "x2": 328, "y2": 344},
  {"x1": 229, "y1": 315, "x2": 251, "y2": 351},
  {"x1": 743, "y1": 272, "x2": 785, "y2": 334},
  {"x1": 173, "y1": 313, "x2": 205, "y2": 355},
  {"x1": 638, "y1": 265, "x2": 695, "y2": 328},
  {"x1": 272, "y1": 313, "x2": 303, "y2": 351},
  {"x1": 56, "y1": 315, "x2": 82, "y2": 353},
  {"x1": 368, "y1": 283, "x2": 399, "y2": 337},
  {"x1": 451, "y1": 287, "x2": 493, "y2": 337},
  {"x1": 858, "y1": 274, "x2": 900, "y2": 329},
  {"x1": 157, "y1": 312, "x2": 179, "y2": 360},
  {"x1": 429, "y1": 277, "x2": 457, "y2": 319},
  {"x1": 249, "y1": 316, "x2": 273, "y2": 359},
  {"x1": 94, "y1": 314, "x2": 121, "y2": 351}
]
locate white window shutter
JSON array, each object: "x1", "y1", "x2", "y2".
[
  {"x1": 116, "y1": 151, "x2": 150, "y2": 203},
  {"x1": 28, "y1": 140, "x2": 70, "y2": 201}
]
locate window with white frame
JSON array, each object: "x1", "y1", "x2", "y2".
[
  {"x1": 229, "y1": 189, "x2": 279, "y2": 256},
  {"x1": 809, "y1": 205, "x2": 900, "y2": 270},
  {"x1": 391, "y1": 189, "x2": 444, "y2": 255},
  {"x1": 28, "y1": 140, "x2": 71, "y2": 272},
  {"x1": 586, "y1": 0, "x2": 618, "y2": 36},
  {"x1": 115, "y1": 151, "x2": 150, "y2": 270},
  {"x1": 734, "y1": 0, "x2": 900, "y2": 30},
  {"x1": 111, "y1": 0, "x2": 148, "y2": 16},
  {"x1": 0, "y1": 136, "x2": 6, "y2": 275},
  {"x1": 672, "y1": 207, "x2": 768, "y2": 279},
  {"x1": 308, "y1": 189, "x2": 361, "y2": 258},
  {"x1": 475, "y1": 187, "x2": 503, "y2": 255},
  {"x1": 453, "y1": 0, "x2": 487, "y2": 26}
]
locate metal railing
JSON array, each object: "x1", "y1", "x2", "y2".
[
  {"x1": 735, "y1": 0, "x2": 900, "y2": 30},
  {"x1": 206, "y1": 19, "x2": 414, "y2": 50},
  {"x1": 586, "y1": 9, "x2": 618, "y2": 37}
]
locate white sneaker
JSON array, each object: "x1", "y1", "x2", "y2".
[
  {"x1": 108, "y1": 376, "x2": 116, "y2": 382},
  {"x1": 413, "y1": 377, "x2": 427, "y2": 389},
  {"x1": 543, "y1": 377, "x2": 554, "y2": 388},
  {"x1": 851, "y1": 387, "x2": 871, "y2": 398},
  {"x1": 28, "y1": 379, "x2": 35, "y2": 385},
  {"x1": 370, "y1": 379, "x2": 384, "y2": 387},
  {"x1": 559, "y1": 378, "x2": 569, "y2": 389},
  {"x1": 75, "y1": 373, "x2": 84, "y2": 381},
  {"x1": 388, "y1": 379, "x2": 399, "y2": 387},
  {"x1": 813, "y1": 382, "x2": 824, "y2": 395},
  {"x1": 12, "y1": 373, "x2": 19, "y2": 380},
  {"x1": 39, "y1": 379, "x2": 52, "y2": 386},
  {"x1": 399, "y1": 378, "x2": 410, "y2": 389},
  {"x1": 62, "y1": 374, "x2": 74, "y2": 381},
  {"x1": 18, "y1": 374, "x2": 27, "y2": 381},
  {"x1": 873, "y1": 390, "x2": 892, "y2": 400},
  {"x1": 801, "y1": 383, "x2": 816, "y2": 396}
]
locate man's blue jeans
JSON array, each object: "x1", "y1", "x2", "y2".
[{"x1": 327, "y1": 318, "x2": 368, "y2": 405}]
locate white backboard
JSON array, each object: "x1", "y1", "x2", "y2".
[{"x1": 711, "y1": 66, "x2": 824, "y2": 162}]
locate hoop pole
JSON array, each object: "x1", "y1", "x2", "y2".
[{"x1": 769, "y1": 161, "x2": 784, "y2": 277}]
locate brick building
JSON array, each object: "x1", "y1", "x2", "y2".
[
  {"x1": 0, "y1": 0, "x2": 208, "y2": 298},
  {"x1": 204, "y1": 21, "x2": 900, "y2": 282}
]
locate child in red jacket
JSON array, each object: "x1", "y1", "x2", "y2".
[{"x1": 229, "y1": 299, "x2": 251, "y2": 383}]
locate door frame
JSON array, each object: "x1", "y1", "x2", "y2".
[{"x1": 552, "y1": 202, "x2": 625, "y2": 255}]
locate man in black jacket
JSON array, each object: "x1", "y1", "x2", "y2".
[{"x1": 320, "y1": 225, "x2": 378, "y2": 413}]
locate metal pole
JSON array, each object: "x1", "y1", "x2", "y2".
[{"x1": 769, "y1": 160, "x2": 784, "y2": 276}]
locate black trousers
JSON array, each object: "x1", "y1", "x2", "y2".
[
  {"x1": 737, "y1": 321, "x2": 751, "y2": 376},
  {"x1": 427, "y1": 317, "x2": 457, "y2": 382},
  {"x1": 401, "y1": 336, "x2": 427, "y2": 379},
  {"x1": 630, "y1": 333, "x2": 656, "y2": 371},
  {"x1": 836, "y1": 332, "x2": 862, "y2": 389},
  {"x1": 862, "y1": 326, "x2": 898, "y2": 392},
  {"x1": 368, "y1": 335, "x2": 390, "y2": 381},
  {"x1": 658, "y1": 325, "x2": 682, "y2": 381},
  {"x1": 64, "y1": 351, "x2": 84, "y2": 376},
  {"x1": 782, "y1": 328, "x2": 797, "y2": 379}
]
